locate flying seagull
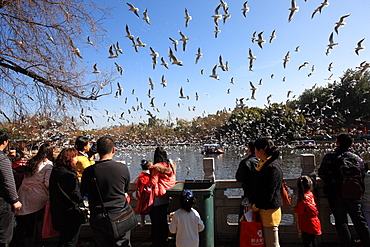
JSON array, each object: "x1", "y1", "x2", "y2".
[
  {"x1": 283, "y1": 51, "x2": 290, "y2": 69},
  {"x1": 92, "y1": 63, "x2": 101, "y2": 73},
  {"x1": 248, "y1": 48, "x2": 257, "y2": 71},
  {"x1": 169, "y1": 37, "x2": 178, "y2": 52},
  {"x1": 179, "y1": 31, "x2": 189, "y2": 52},
  {"x1": 125, "y1": 25, "x2": 134, "y2": 41},
  {"x1": 142, "y1": 8, "x2": 151, "y2": 25},
  {"x1": 256, "y1": 31, "x2": 266, "y2": 49},
  {"x1": 184, "y1": 8, "x2": 192, "y2": 27},
  {"x1": 269, "y1": 30, "x2": 276, "y2": 43},
  {"x1": 355, "y1": 38, "x2": 365, "y2": 55},
  {"x1": 241, "y1": 1, "x2": 250, "y2": 18},
  {"x1": 288, "y1": 0, "x2": 299, "y2": 23},
  {"x1": 327, "y1": 32, "x2": 338, "y2": 50},
  {"x1": 169, "y1": 47, "x2": 183, "y2": 66},
  {"x1": 126, "y1": 2, "x2": 140, "y2": 18},
  {"x1": 209, "y1": 64, "x2": 219, "y2": 80},
  {"x1": 334, "y1": 14, "x2": 350, "y2": 35},
  {"x1": 195, "y1": 47, "x2": 203, "y2": 64},
  {"x1": 212, "y1": 4, "x2": 222, "y2": 26}
]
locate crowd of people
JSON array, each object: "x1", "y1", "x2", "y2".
[
  {"x1": 2, "y1": 130, "x2": 370, "y2": 247},
  {"x1": 0, "y1": 130, "x2": 183, "y2": 247},
  {"x1": 236, "y1": 134, "x2": 370, "y2": 247}
]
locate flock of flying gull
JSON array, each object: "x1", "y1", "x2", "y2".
[{"x1": 78, "y1": 0, "x2": 368, "y2": 126}]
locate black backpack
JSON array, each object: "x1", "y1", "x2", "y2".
[{"x1": 338, "y1": 152, "x2": 364, "y2": 200}]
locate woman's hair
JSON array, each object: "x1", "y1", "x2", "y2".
[
  {"x1": 54, "y1": 148, "x2": 78, "y2": 172},
  {"x1": 25, "y1": 142, "x2": 54, "y2": 177},
  {"x1": 297, "y1": 175, "x2": 313, "y2": 202},
  {"x1": 179, "y1": 190, "x2": 195, "y2": 212},
  {"x1": 75, "y1": 136, "x2": 89, "y2": 152},
  {"x1": 254, "y1": 138, "x2": 280, "y2": 160},
  {"x1": 153, "y1": 147, "x2": 170, "y2": 164}
]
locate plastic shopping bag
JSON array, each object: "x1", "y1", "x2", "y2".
[{"x1": 41, "y1": 203, "x2": 60, "y2": 239}]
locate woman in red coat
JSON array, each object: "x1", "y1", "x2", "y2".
[
  {"x1": 294, "y1": 175, "x2": 322, "y2": 247},
  {"x1": 146, "y1": 147, "x2": 176, "y2": 247}
]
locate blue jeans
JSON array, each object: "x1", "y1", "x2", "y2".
[
  {"x1": 149, "y1": 204, "x2": 169, "y2": 247},
  {"x1": 0, "y1": 198, "x2": 14, "y2": 246},
  {"x1": 90, "y1": 208, "x2": 131, "y2": 247},
  {"x1": 328, "y1": 197, "x2": 370, "y2": 247}
]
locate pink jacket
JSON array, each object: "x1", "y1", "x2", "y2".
[
  {"x1": 147, "y1": 161, "x2": 176, "y2": 197},
  {"x1": 17, "y1": 160, "x2": 53, "y2": 215}
]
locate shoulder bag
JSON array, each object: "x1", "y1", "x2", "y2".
[
  {"x1": 57, "y1": 183, "x2": 89, "y2": 224},
  {"x1": 281, "y1": 180, "x2": 292, "y2": 206},
  {"x1": 92, "y1": 166, "x2": 137, "y2": 240}
]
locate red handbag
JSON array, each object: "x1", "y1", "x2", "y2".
[
  {"x1": 281, "y1": 180, "x2": 292, "y2": 206},
  {"x1": 42, "y1": 203, "x2": 60, "y2": 239},
  {"x1": 240, "y1": 220, "x2": 265, "y2": 247},
  {"x1": 240, "y1": 210, "x2": 265, "y2": 247}
]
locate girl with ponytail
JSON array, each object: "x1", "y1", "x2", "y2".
[{"x1": 294, "y1": 176, "x2": 322, "y2": 247}]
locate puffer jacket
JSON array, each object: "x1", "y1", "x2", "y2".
[{"x1": 147, "y1": 161, "x2": 176, "y2": 197}]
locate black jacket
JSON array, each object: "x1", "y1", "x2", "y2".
[
  {"x1": 318, "y1": 146, "x2": 365, "y2": 199},
  {"x1": 49, "y1": 166, "x2": 83, "y2": 231},
  {"x1": 254, "y1": 158, "x2": 283, "y2": 210},
  {"x1": 81, "y1": 159, "x2": 130, "y2": 216},
  {"x1": 235, "y1": 154, "x2": 258, "y2": 203}
]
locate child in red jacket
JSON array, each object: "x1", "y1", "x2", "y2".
[
  {"x1": 294, "y1": 175, "x2": 322, "y2": 247},
  {"x1": 135, "y1": 160, "x2": 153, "y2": 226}
]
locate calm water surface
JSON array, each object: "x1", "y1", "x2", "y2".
[{"x1": 114, "y1": 143, "x2": 361, "y2": 182}]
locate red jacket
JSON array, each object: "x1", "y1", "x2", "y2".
[
  {"x1": 135, "y1": 172, "x2": 150, "y2": 199},
  {"x1": 147, "y1": 161, "x2": 176, "y2": 197},
  {"x1": 294, "y1": 191, "x2": 322, "y2": 235}
]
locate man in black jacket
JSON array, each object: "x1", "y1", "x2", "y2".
[
  {"x1": 319, "y1": 134, "x2": 370, "y2": 247},
  {"x1": 81, "y1": 136, "x2": 131, "y2": 247},
  {"x1": 0, "y1": 131, "x2": 22, "y2": 246},
  {"x1": 236, "y1": 141, "x2": 259, "y2": 206}
]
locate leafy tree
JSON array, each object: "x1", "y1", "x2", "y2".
[
  {"x1": 221, "y1": 104, "x2": 305, "y2": 144},
  {"x1": 0, "y1": 0, "x2": 112, "y2": 121}
]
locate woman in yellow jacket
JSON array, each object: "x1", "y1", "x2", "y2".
[{"x1": 75, "y1": 136, "x2": 95, "y2": 181}]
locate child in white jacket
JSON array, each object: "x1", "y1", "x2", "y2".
[{"x1": 169, "y1": 190, "x2": 205, "y2": 247}]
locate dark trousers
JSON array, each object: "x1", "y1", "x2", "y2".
[
  {"x1": 0, "y1": 198, "x2": 14, "y2": 246},
  {"x1": 149, "y1": 203, "x2": 169, "y2": 247},
  {"x1": 90, "y1": 208, "x2": 131, "y2": 247},
  {"x1": 11, "y1": 212, "x2": 38, "y2": 246},
  {"x1": 328, "y1": 197, "x2": 370, "y2": 247},
  {"x1": 302, "y1": 231, "x2": 317, "y2": 247},
  {"x1": 57, "y1": 223, "x2": 80, "y2": 247}
]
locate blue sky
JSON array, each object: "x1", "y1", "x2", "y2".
[{"x1": 77, "y1": 0, "x2": 370, "y2": 128}]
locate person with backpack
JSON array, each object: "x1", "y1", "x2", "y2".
[{"x1": 318, "y1": 134, "x2": 370, "y2": 247}]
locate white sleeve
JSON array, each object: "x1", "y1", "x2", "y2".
[
  {"x1": 169, "y1": 213, "x2": 177, "y2": 234},
  {"x1": 194, "y1": 209, "x2": 205, "y2": 232}
]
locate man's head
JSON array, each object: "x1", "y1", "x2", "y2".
[
  {"x1": 97, "y1": 136, "x2": 115, "y2": 157},
  {"x1": 336, "y1": 134, "x2": 353, "y2": 148},
  {"x1": 0, "y1": 131, "x2": 9, "y2": 149},
  {"x1": 75, "y1": 136, "x2": 90, "y2": 152},
  {"x1": 247, "y1": 141, "x2": 255, "y2": 155}
]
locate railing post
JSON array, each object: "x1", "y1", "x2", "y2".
[
  {"x1": 203, "y1": 157, "x2": 215, "y2": 182},
  {"x1": 300, "y1": 154, "x2": 316, "y2": 177}
]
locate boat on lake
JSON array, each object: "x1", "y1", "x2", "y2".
[
  {"x1": 202, "y1": 144, "x2": 225, "y2": 154},
  {"x1": 295, "y1": 140, "x2": 317, "y2": 149}
]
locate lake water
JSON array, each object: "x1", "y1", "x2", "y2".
[{"x1": 114, "y1": 143, "x2": 346, "y2": 182}]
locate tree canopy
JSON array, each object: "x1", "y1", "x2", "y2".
[{"x1": 0, "y1": 0, "x2": 112, "y2": 121}]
